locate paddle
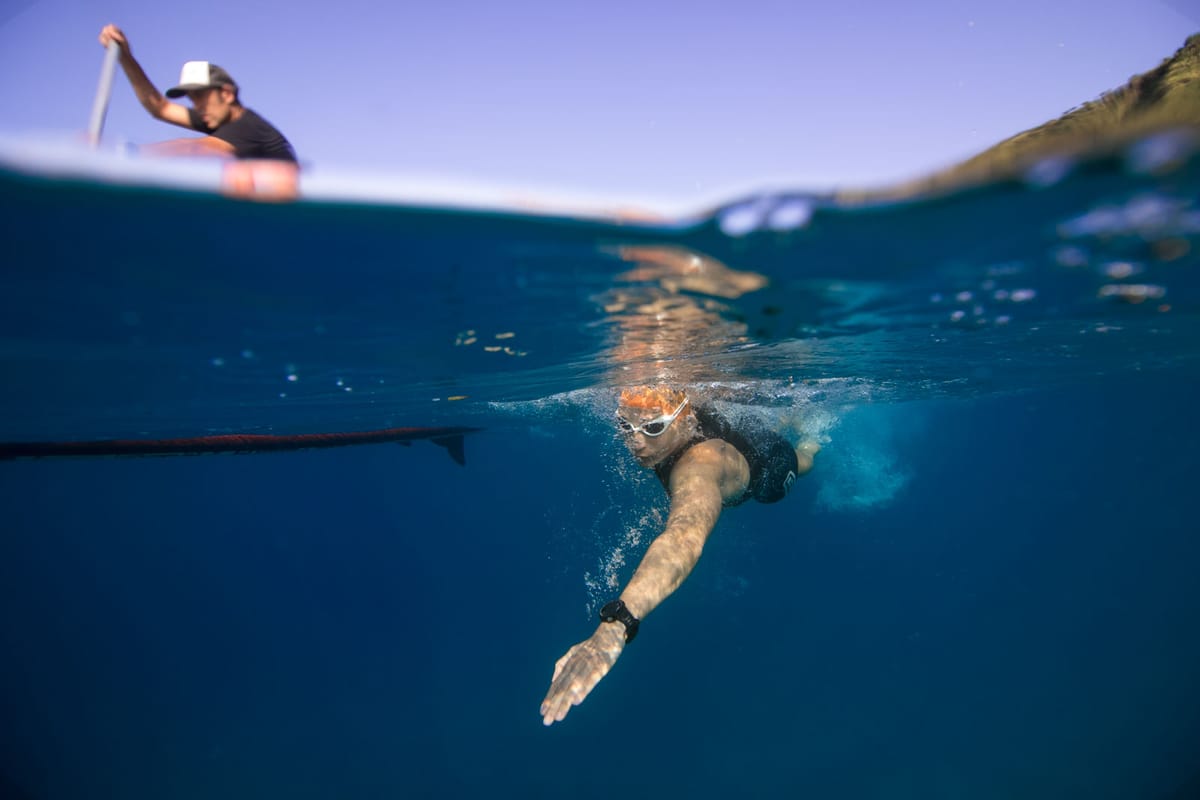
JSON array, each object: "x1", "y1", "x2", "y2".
[{"x1": 87, "y1": 40, "x2": 120, "y2": 147}]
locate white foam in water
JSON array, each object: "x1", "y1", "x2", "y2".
[
  {"x1": 817, "y1": 440, "x2": 910, "y2": 512},
  {"x1": 814, "y1": 406, "x2": 917, "y2": 513}
]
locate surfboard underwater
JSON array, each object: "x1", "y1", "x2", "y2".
[{"x1": 0, "y1": 426, "x2": 480, "y2": 464}]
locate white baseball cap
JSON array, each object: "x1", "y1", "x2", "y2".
[{"x1": 165, "y1": 61, "x2": 236, "y2": 98}]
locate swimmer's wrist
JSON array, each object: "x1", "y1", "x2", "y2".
[{"x1": 596, "y1": 621, "x2": 628, "y2": 651}]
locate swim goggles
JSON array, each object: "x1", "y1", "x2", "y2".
[{"x1": 617, "y1": 397, "x2": 689, "y2": 437}]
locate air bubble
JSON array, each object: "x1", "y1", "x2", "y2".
[
  {"x1": 1025, "y1": 157, "x2": 1074, "y2": 188},
  {"x1": 766, "y1": 199, "x2": 814, "y2": 231},
  {"x1": 718, "y1": 202, "x2": 767, "y2": 237},
  {"x1": 1126, "y1": 131, "x2": 1197, "y2": 175}
]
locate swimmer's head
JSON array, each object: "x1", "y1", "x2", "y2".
[
  {"x1": 616, "y1": 385, "x2": 694, "y2": 466},
  {"x1": 617, "y1": 385, "x2": 691, "y2": 417}
]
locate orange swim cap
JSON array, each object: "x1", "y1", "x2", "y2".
[{"x1": 618, "y1": 385, "x2": 690, "y2": 416}]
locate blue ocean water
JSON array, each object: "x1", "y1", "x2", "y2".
[{"x1": 1, "y1": 139, "x2": 1199, "y2": 798}]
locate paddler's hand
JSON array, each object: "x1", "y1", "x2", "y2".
[
  {"x1": 540, "y1": 622, "x2": 626, "y2": 726},
  {"x1": 98, "y1": 24, "x2": 129, "y2": 54}
]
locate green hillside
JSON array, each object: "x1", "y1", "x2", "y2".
[{"x1": 837, "y1": 33, "x2": 1200, "y2": 203}]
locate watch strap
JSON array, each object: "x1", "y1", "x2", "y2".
[{"x1": 599, "y1": 599, "x2": 640, "y2": 643}]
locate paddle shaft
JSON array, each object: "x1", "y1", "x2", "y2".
[{"x1": 88, "y1": 41, "x2": 121, "y2": 147}]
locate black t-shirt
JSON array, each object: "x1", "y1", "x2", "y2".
[{"x1": 190, "y1": 107, "x2": 297, "y2": 162}]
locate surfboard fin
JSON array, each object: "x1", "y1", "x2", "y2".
[{"x1": 430, "y1": 434, "x2": 467, "y2": 466}]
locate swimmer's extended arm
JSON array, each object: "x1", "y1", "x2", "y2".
[{"x1": 540, "y1": 440, "x2": 748, "y2": 726}]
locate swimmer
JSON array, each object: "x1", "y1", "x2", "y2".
[{"x1": 540, "y1": 385, "x2": 817, "y2": 725}]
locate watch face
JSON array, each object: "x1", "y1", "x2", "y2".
[{"x1": 600, "y1": 601, "x2": 620, "y2": 620}]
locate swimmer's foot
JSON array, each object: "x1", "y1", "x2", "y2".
[{"x1": 795, "y1": 441, "x2": 820, "y2": 475}]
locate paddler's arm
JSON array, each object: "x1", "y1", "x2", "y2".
[
  {"x1": 99, "y1": 25, "x2": 195, "y2": 130},
  {"x1": 540, "y1": 439, "x2": 749, "y2": 726}
]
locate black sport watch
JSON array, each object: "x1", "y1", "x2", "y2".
[{"x1": 599, "y1": 599, "x2": 640, "y2": 643}]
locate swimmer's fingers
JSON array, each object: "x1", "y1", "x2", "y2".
[{"x1": 540, "y1": 624, "x2": 625, "y2": 726}]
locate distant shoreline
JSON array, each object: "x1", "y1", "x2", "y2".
[{"x1": 836, "y1": 32, "x2": 1200, "y2": 204}]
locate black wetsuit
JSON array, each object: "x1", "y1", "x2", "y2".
[{"x1": 653, "y1": 404, "x2": 799, "y2": 505}]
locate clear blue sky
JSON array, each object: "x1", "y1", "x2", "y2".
[{"x1": 0, "y1": 0, "x2": 1195, "y2": 204}]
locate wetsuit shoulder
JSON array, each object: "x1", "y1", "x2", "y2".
[
  {"x1": 695, "y1": 404, "x2": 798, "y2": 504},
  {"x1": 651, "y1": 403, "x2": 798, "y2": 504}
]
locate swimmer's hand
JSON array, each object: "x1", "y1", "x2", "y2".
[{"x1": 540, "y1": 622, "x2": 626, "y2": 726}]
